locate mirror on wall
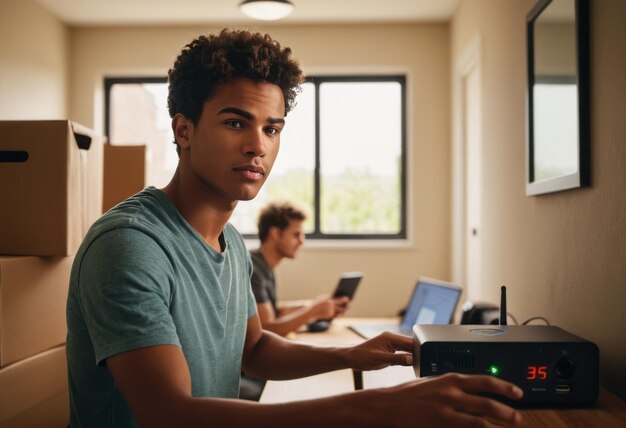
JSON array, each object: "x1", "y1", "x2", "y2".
[{"x1": 526, "y1": 0, "x2": 590, "y2": 196}]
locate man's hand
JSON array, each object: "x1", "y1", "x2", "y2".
[
  {"x1": 309, "y1": 295, "x2": 350, "y2": 320},
  {"x1": 372, "y1": 372, "x2": 524, "y2": 427},
  {"x1": 347, "y1": 332, "x2": 414, "y2": 370},
  {"x1": 331, "y1": 296, "x2": 350, "y2": 316}
]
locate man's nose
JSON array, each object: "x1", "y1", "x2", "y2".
[{"x1": 243, "y1": 129, "x2": 267, "y2": 157}]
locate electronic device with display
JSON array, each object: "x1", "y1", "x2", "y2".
[
  {"x1": 307, "y1": 272, "x2": 363, "y2": 333},
  {"x1": 412, "y1": 287, "x2": 599, "y2": 406}
]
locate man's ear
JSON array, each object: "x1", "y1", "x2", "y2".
[
  {"x1": 268, "y1": 226, "x2": 281, "y2": 241},
  {"x1": 172, "y1": 113, "x2": 193, "y2": 150}
]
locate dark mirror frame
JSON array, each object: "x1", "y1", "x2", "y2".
[{"x1": 526, "y1": 0, "x2": 590, "y2": 196}]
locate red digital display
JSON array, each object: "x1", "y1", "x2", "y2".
[{"x1": 527, "y1": 365, "x2": 548, "y2": 380}]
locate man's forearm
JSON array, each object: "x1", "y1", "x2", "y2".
[
  {"x1": 262, "y1": 306, "x2": 319, "y2": 337},
  {"x1": 277, "y1": 299, "x2": 308, "y2": 312},
  {"x1": 242, "y1": 330, "x2": 350, "y2": 380},
  {"x1": 159, "y1": 388, "x2": 387, "y2": 428}
]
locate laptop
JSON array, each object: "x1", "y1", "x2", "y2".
[
  {"x1": 307, "y1": 272, "x2": 363, "y2": 332},
  {"x1": 348, "y1": 277, "x2": 462, "y2": 339}
]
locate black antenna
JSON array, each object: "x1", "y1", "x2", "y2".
[{"x1": 500, "y1": 285, "x2": 507, "y2": 326}]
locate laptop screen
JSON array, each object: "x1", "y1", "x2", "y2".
[{"x1": 400, "y1": 278, "x2": 462, "y2": 332}]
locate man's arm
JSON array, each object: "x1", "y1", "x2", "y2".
[
  {"x1": 257, "y1": 296, "x2": 350, "y2": 337},
  {"x1": 243, "y1": 314, "x2": 412, "y2": 380},
  {"x1": 107, "y1": 327, "x2": 523, "y2": 428},
  {"x1": 276, "y1": 299, "x2": 308, "y2": 313}
]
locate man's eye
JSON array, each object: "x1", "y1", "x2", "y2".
[
  {"x1": 265, "y1": 127, "x2": 279, "y2": 135},
  {"x1": 225, "y1": 120, "x2": 243, "y2": 128}
]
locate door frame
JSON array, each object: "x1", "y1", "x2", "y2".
[{"x1": 451, "y1": 34, "x2": 482, "y2": 296}]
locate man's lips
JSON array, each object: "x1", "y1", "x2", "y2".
[{"x1": 233, "y1": 164, "x2": 265, "y2": 180}]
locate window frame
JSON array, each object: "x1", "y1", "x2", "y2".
[
  {"x1": 304, "y1": 75, "x2": 407, "y2": 240},
  {"x1": 104, "y1": 76, "x2": 167, "y2": 139},
  {"x1": 104, "y1": 75, "x2": 408, "y2": 241}
]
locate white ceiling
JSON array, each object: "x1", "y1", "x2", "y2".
[{"x1": 34, "y1": 0, "x2": 459, "y2": 26}]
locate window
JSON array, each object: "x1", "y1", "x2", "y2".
[
  {"x1": 105, "y1": 75, "x2": 406, "y2": 240},
  {"x1": 105, "y1": 77, "x2": 175, "y2": 188}
]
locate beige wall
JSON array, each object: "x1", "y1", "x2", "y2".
[
  {"x1": 451, "y1": 0, "x2": 626, "y2": 399},
  {"x1": 68, "y1": 23, "x2": 452, "y2": 318},
  {"x1": 0, "y1": 0, "x2": 68, "y2": 119},
  {"x1": 4, "y1": 0, "x2": 624, "y2": 401}
]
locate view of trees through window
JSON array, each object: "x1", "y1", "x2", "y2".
[
  {"x1": 106, "y1": 76, "x2": 406, "y2": 239},
  {"x1": 318, "y1": 81, "x2": 404, "y2": 235}
]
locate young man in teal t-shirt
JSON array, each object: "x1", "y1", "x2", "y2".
[{"x1": 66, "y1": 29, "x2": 524, "y2": 428}]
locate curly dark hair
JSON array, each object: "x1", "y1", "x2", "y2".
[
  {"x1": 167, "y1": 28, "x2": 304, "y2": 155},
  {"x1": 258, "y1": 201, "x2": 307, "y2": 242}
]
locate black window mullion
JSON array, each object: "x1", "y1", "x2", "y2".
[
  {"x1": 313, "y1": 80, "x2": 322, "y2": 237},
  {"x1": 400, "y1": 75, "x2": 407, "y2": 239}
]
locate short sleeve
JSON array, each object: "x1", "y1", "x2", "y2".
[{"x1": 76, "y1": 228, "x2": 181, "y2": 365}]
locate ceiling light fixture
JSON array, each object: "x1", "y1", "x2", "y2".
[{"x1": 239, "y1": 0, "x2": 294, "y2": 21}]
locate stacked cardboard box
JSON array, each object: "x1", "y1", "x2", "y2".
[
  {"x1": 0, "y1": 345, "x2": 68, "y2": 427},
  {"x1": 0, "y1": 120, "x2": 105, "y2": 428},
  {"x1": 0, "y1": 257, "x2": 72, "y2": 368},
  {"x1": 0, "y1": 120, "x2": 104, "y2": 256},
  {"x1": 103, "y1": 143, "x2": 146, "y2": 212}
]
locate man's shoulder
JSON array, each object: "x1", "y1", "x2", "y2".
[
  {"x1": 97, "y1": 186, "x2": 161, "y2": 221},
  {"x1": 249, "y1": 247, "x2": 261, "y2": 258},
  {"x1": 249, "y1": 248, "x2": 265, "y2": 265},
  {"x1": 77, "y1": 188, "x2": 175, "y2": 260},
  {"x1": 249, "y1": 248, "x2": 273, "y2": 281}
]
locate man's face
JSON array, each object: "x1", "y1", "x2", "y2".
[
  {"x1": 177, "y1": 78, "x2": 285, "y2": 204},
  {"x1": 275, "y1": 220, "x2": 305, "y2": 259}
]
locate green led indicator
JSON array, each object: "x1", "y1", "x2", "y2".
[{"x1": 488, "y1": 365, "x2": 501, "y2": 376}]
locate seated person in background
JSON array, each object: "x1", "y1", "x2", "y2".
[
  {"x1": 242, "y1": 202, "x2": 350, "y2": 400},
  {"x1": 251, "y1": 202, "x2": 350, "y2": 336}
]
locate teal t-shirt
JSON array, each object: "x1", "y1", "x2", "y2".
[{"x1": 66, "y1": 187, "x2": 257, "y2": 427}]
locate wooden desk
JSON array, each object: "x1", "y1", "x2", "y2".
[{"x1": 260, "y1": 318, "x2": 626, "y2": 427}]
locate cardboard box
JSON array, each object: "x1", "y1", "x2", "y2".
[
  {"x1": 103, "y1": 143, "x2": 146, "y2": 212},
  {"x1": 0, "y1": 120, "x2": 104, "y2": 256},
  {"x1": 0, "y1": 256, "x2": 71, "y2": 368},
  {"x1": 0, "y1": 345, "x2": 68, "y2": 428}
]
